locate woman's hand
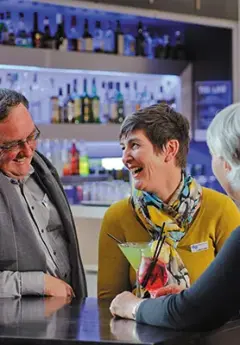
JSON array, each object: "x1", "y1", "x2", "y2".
[{"x1": 110, "y1": 291, "x2": 142, "y2": 320}]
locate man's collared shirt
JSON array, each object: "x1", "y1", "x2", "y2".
[{"x1": 8, "y1": 166, "x2": 71, "y2": 294}]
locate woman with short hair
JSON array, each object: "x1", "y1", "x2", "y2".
[
  {"x1": 109, "y1": 102, "x2": 240, "y2": 331},
  {"x1": 98, "y1": 103, "x2": 240, "y2": 302}
]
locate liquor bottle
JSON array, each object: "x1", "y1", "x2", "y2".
[
  {"x1": 41, "y1": 139, "x2": 52, "y2": 162},
  {"x1": 165, "y1": 81, "x2": 176, "y2": 109},
  {"x1": 32, "y1": 12, "x2": 42, "y2": 48},
  {"x1": 135, "y1": 21, "x2": 145, "y2": 56},
  {"x1": 50, "y1": 86, "x2": 59, "y2": 124},
  {"x1": 112, "y1": 82, "x2": 124, "y2": 123},
  {"x1": 0, "y1": 13, "x2": 4, "y2": 44},
  {"x1": 91, "y1": 78, "x2": 100, "y2": 123},
  {"x1": 124, "y1": 82, "x2": 133, "y2": 118},
  {"x1": 79, "y1": 141, "x2": 90, "y2": 177},
  {"x1": 108, "y1": 82, "x2": 116, "y2": 123},
  {"x1": 62, "y1": 139, "x2": 71, "y2": 176},
  {"x1": 172, "y1": 31, "x2": 186, "y2": 60},
  {"x1": 4, "y1": 12, "x2": 15, "y2": 45},
  {"x1": 101, "y1": 81, "x2": 109, "y2": 123},
  {"x1": 64, "y1": 83, "x2": 74, "y2": 123},
  {"x1": 68, "y1": 15, "x2": 79, "y2": 52},
  {"x1": 162, "y1": 35, "x2": 172, "y2": 59},
  {"x1": 141, "y1": 85, "x2": 150, "y2": 108},
  {"x1": 72, "y1": 79, "x2": 82, "y2": 124},
  {"x1": 51, "y1": 139, "x2": 64, "y2": 177},
  {"x1": 104, "y1": 21, "x2": 114, "y2": 53},
  {"x1": 0, "y1": 13, "x2": 7, "y2": 45},
  {"x1": 154, "y1": 35, "x2": 164, "y2": 59},
  {"x1": 42, "y1": 16, "x2": 54, "y2": 49},
  {"x1": 93, "y1": 21, "x2": 103, "y2": 53},
  {"x1": 68, "y1": 141, "x2": 79, "y2": 175},
  {"x1": 15, "y1": 12, "x2": 31, "y2": 47},
  {"x1": 54, "y1": 13, "x2": 68, "y2": 51},
  {"x1": 149, "y1": 92, "x2": 155, "y2": 106},
  {"x1": 82, "y1": 19, "x2": 92, "y2": 52},
  {"x1": 81, "y1": 78, "x2": 91, "y2": 123},
  {"x1": 58, "y1": 87, "x2": 64, "y2": 123},
  {"x1": 114, "y1": 20, "x2": 124, "y2": 55},
  {"x1": 156, "y1": 86, "x2": 165, "y2": 104},
  {"x1": 30, "y1": 72, "x2": 41, "y2": 123},
  {"x1": 133, "y1": 81, "x2": 141, "y2": 112},
  {"x1": 124, "y1": 29, "x2": 135, "y2": 56},
  {"x1": 143, "y1": 26, "x2": 152, "y2": 58}
]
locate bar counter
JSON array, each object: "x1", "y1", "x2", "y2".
[{"x1": 0, "y1": 297, "x2": 239, "y2": 345}]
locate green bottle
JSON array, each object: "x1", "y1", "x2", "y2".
[
  {"x1": 91, "y1": 78, "x2": 100, "y2": 123},
  {"x1": 79, "y1": 141, "x2": 90, "y2": 176}
]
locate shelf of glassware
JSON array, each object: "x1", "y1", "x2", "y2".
[
  {"x1": 0, "y1": 45, "x2": 189, "y2": 76},
  {"x1": 38, "y1": 123, "x2": 121, "y2": 141},
  {"x1": 71, "y1": 204, "x2": 108, "y2": 219}
]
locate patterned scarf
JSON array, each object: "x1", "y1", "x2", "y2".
[{"x1": 131, "y1": 172, "x2": 202, "y2": 291}]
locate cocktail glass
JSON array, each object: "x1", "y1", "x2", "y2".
[
  {"x1": 137, "y1": 250, "x2": 168, "y2": 298},
  {"x1": 118, "y1": 242, "x2": 152, "y2": 297}
]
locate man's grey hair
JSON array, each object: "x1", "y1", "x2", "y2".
[
  {"x1": 0, "y1": 88, "x2": 29, "y2": 122},
  {"x1": 206, "y1": 103, "x2": 240, "y2": 190}
]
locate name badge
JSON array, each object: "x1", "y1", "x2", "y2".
[{"x1": 190, "y1": 241, "x2": 209, "y2": 253}]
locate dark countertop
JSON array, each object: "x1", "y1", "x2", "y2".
[{"x1": 0, "y1": 297, "x2": 239, "y2": 345}]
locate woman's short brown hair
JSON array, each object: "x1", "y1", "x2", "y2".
[{"x1": 119, "y1": 103, "x2": 190, "y2": 169}]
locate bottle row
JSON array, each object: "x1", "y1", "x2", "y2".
[
  {"x1": 37, "y1": 139, "x2": 129, "y2": 180},
  {"x1": 64, "y1": 180, "x2": 131, "y2": 206},
  {"x1": 38, "y1": 139, "x2": 91, "y2": 177},
  {"x1": 2, "y1": 71, "x2": 179, "y2": 124},
  {"x1": 0, "y1": 11, "x2": 186, "y2": 60},
  {"x1": 50, "y1": 78, "x2": 177, "y2": 125}
]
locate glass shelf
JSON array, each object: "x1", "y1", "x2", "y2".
[{"x1": 0, "y1": 46, "x2": 189, "y2": 75}]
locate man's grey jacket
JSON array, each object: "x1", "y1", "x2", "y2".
[{"x1": 0, "y1": 151, "x2": 87, "y2": 299}]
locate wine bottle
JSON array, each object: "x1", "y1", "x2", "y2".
[
  {"x1": 114, "y1": 20, "x2": 124, "y2": 55},
  {"x1": 93, "y1": 21, "x2": 103, "y2": 53},
  {"x1": 91, "y1": 78, "x2": 100, "y2": 123},
  {"x1": 68, "y1": 15, "x2": 79, "y2": 52},
  {"x1": 81, "y1": 78, "x2": 91, "y2": 123},
  {"x1": 42, "y1": 16, "x2": 54, "y2": 49},
  {"x1": 82, "y1": 19, "x2": 92, "y2": 52},
  {"x1": 135, "y1": 21, "x2": 145, "y2": 56},
  {"x1": 32, "y1": 12, "x2": 42, "y2": 48},
  {"x1": 72, "y1": 79, "x2": 82, "y2": 124},
  {"x1": 64, "y1": 83, "x2": 74, "y2": 123},
  {"x1": 55, "y1": 13, "x2": 68, "y2": 51}
]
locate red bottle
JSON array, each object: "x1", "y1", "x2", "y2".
[{"x1": 69, "y1": 142, "x2": 79, "y2": 175}]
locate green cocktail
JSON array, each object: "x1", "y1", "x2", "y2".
[
  {"x1": 118, "y1": 242, "x2": 152, "y2": 297},
  {"x1": 118, "y1": 242, "x2": 152, "y2": 271}
]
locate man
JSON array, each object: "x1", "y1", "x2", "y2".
[{"x1": 0, "y1": 88, "x2": 87, "y2": 298}]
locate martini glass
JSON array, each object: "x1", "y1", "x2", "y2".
[{"x1": 118, "y1": 242, "x2": 152, "y2": 297}]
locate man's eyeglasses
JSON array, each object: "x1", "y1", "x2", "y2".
[{"x1": 0, "y1": 127, "x2": 41, "y2": 152}]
